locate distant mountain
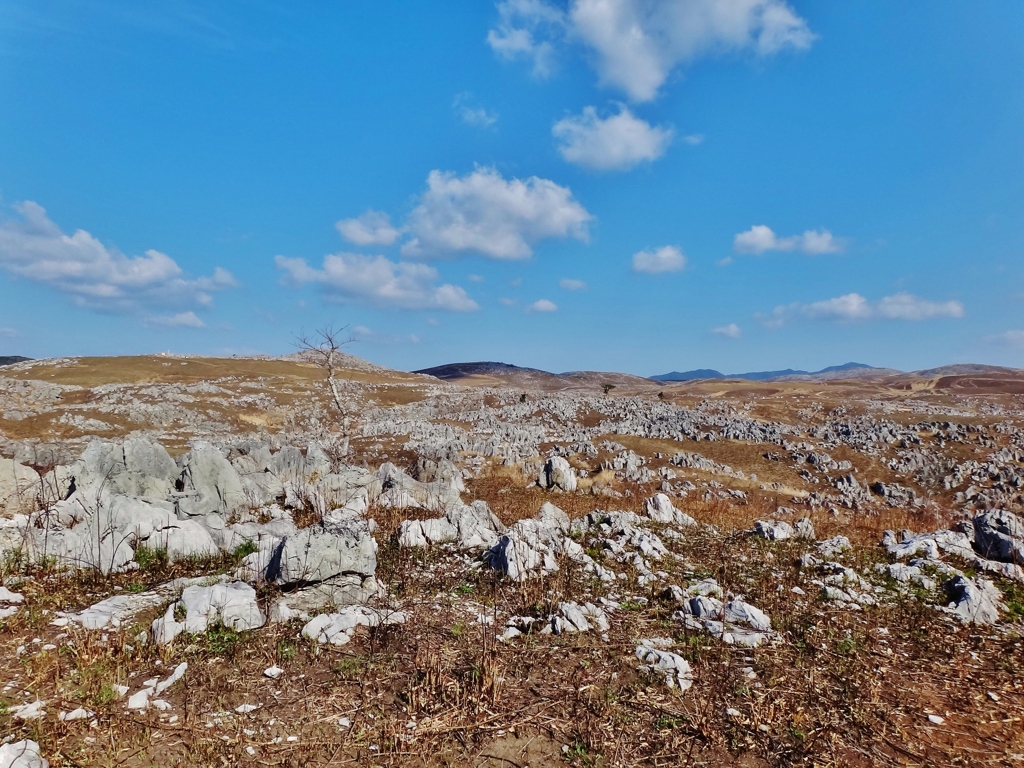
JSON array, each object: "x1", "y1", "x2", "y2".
[
  {"x1": 651, "y1": 362, "x2": 883, "y2": 382},
  {"x1": 0, "y1": 356, "x2": 30, "y2": 367},
  {"x1": 914, "y1": 364, "x2": 1019, "y2": 377},
  {"x1": 413, "y1": 361, "x2": 552, "y2": 381}
]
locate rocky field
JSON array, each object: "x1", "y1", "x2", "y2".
[{"x1": 0, "y1": 354, "x2": 1023, "y2": 767}]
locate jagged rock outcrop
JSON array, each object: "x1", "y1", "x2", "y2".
[{"x1": 397, "y1": 500, "x2": 505, "y2": 549}]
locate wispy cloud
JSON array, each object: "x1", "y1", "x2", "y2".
[
  {"x1": 0, "y1": 201, "x2": 235, "y2": 320},
  {"x1": 990, "y1": 330, "x2": 1024, "y2": 348},
  {"x1": 351, "y1": 325, "x2": 421, "y2": 345},
  {"x1": 553, "y1": 105, "x2": 672, "y2": 170},
  {"x1": 148, "y1": 311, "x2": 206, "y2": 329},
  {"x1": 632, "y1": 245, "x2": 686, "y2": 274},
  {"x1": 453, "y1": 93, "x2": 499, "y2": 128},
  {"x1": 712, "y1": 323, "x2": 741, "y2": 339},
  {"x1": 757, "y1": 292, "x2": 965, "y2": 327},
  {"x1": 734, "y1": 225, "x2": 844, "y2": 255},
  {"x1": 682, "y1": 133, "x2": 705, "y2": 146},
  {"x1": 559, "y1": 278, "x2": 586, "y2": 290},
  {"x1": 275, "y1": 252, "x2": 479, "y2": 312}
]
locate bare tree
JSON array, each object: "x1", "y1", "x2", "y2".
[{"x1": 295, "y1": 324, "x2": 354, "y2": 417}]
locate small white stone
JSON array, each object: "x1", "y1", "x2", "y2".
[
  {"x1": 726, "y1": 708, "x2": 742, "y2": 718},
  {"x1": 59, "y1": 707, "x2": 94, "y2": 721},
  {"x1": 263, "y1": 666, "x2": 284, "y2": 679},
  {"x1": 236, "y1": 703, "x2": 259, "y2": 714},
  {"x1": 927, "y1": 714, "x2": 945, "y2": 725},
  {"x1": 987, "y1": 691, "x2": 1000, "y2": 702},
  {"x1": 338, "y1": 717, "x2": 351, "y2": 728}
]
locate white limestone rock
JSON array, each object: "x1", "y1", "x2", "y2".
[
  {"x1": 0, "y1": 739, "x2": 49, "y2": 768},
  {"x1": 302, "y1": 606, "x2": 407, "y2": 646},
  {"x1": 538, "y1": 457, "x2": 577, "y2": 492},
  {"x1": 635, "y1": 644, "x2": 693, "y2": 690},
  {"x1": 643, "y1": 493, "x2": 696, "y2": 527}
]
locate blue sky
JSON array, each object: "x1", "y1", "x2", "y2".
[{"x1": 1, "y1": 1, "x2": 1022, "y2": 375}]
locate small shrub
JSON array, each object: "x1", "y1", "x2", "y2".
[
  {"x1": 135, "y1": 545, "x2": 168, "y2": 572},
  {"x1": 232, "y1": 539, "x2": 258, "y2": 561}
]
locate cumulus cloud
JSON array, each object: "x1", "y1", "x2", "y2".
[
  {"x1": 401, "y1": 167, "x2": 592, "y2": 260},
  {"x1": 275, "y1": 252, "x2": 479, "y2": 312},
  {"x1": 734, "y1": 225, "x2": 844, "y2": 255},
  {"x1": 0, "y1": 201, "x2": 235, "y2": 319},
  {"x1": 559, "y1": 278, "x2": 586, "y2": 290},
  {"x1": 712, "y1": 323, "x2": 742, "y2": 338},
  {"x1": 528, "y1": 298, "x2": 558, "y2": 312},
  {"x1": 454, "y1": 93, "x2": 499, "y2": 128},
  {"x1": 553, "y1": 105, "x2": 673, "y2": 170},
  {"x1": 489, "y1": 0, "x2": 815, "y2": 101},
  {"x1": 632, "y1": 245, "x2": 686, "y2": 274},
  {"x1": 757, "y1": 292, "x2": 965, "y2": 327},
  {"x1": 336, "y1": 210, "x2": 402, "y2": 247}
]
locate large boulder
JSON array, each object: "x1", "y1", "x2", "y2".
[
  {"x1": 644, "y1": 493, "x2": 696, "y2": 527},
  {"x1": 0, "y1": 458, "x2": 38, "y2": 515},
  {"x1": 56, "y1": 438, "x2": 177, "y2": 502},
  {"x1": 151, "y1": 582, "x2": 265, "y2": 644},
  {"x1": 973, "y1": 510, "x2": 1024, "y2": 566},
  {"x1": 375, "y1": 462, "x2": 461, "y2": 511},
  {"x1": 484, "y1": 502, "x2": 575, "y2": 581},
  {"x1": 176, "y1": 444, "x2": 247, "y2": 518},
  {"x1": 268, "y1": 518, "x2": 377, "y2": 586},
  {"x1": 538, "y1": 456, "x2": 577, "y2": 492},
  {"x1": 27, "y1": 494, "x2": 215, "y2": 572},
  {"x1": 398, "y1": 500, "x2": 505, "y2": 549},
  {"x1": 944, "y1": 575, "x2": 1003, "y2": 625}
]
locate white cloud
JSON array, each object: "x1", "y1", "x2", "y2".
[
  {"x1": 0, "y1": 201, "x2": 235, "y2": 317},
  {"x1": 734, "y1": 225, "x2": 844, "y2": 255},
  {"x1": 468, "y1": 274, "x2": 485, "y2": 283},
  {"x1": 351, "y1": 325, "x2": 421, "y2": 345},
  {"x1": 758, "y1": 292, "x2": 965, "y2": 327},
  {"x1": 528, "y1": 298, "x2": 558, "y2": 312},
  {"x1": 0, "y1": 327, "x2": 17, "y2": 338},
  {"x1": 489, "y1": 0, "x2": 815, "y2": 102},
  {"x1": 499, "y1": 297, "x2": 517, "y2": 306},
  {"x1": 149, "y1": 311, "x2": 205, "y2": 328},
  {"x1": 454, "y1": 93, "x2": 499, "y2": 128},
  {"x1": 553, "y1": 105, "x2": 673, "y2": 170},
  {"x1": 994, "y1": 330, "x2": 1024, "y2": 348},
  {"x1": 712, "y1": 323, "x2": 741, "y2": 338},
  {"x1": 275, "y1": 252, "x2": 479, "y2": 312},
  {"x1": 559, "y1": 278, "x2": 586, "y2": 290},
  {"x1": 487, "y1": 0, "x2": 564, "y2": 77},
  {"x1": 632, "y1": 245, "x2": 686, "y2": 274},
  {"x1": 401, "y1": 167, "x2": 592, "y2": 260},
  {"x1": 682, "y1": 133, "x2": 705, "y2": 145},
  {"x1": 336, "y1": 210, "x2": 401, "y2": 247}
]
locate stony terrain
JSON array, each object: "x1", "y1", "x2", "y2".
[{"x1": 0, "y1": 354, "x2": 1023, "y2": 767}]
